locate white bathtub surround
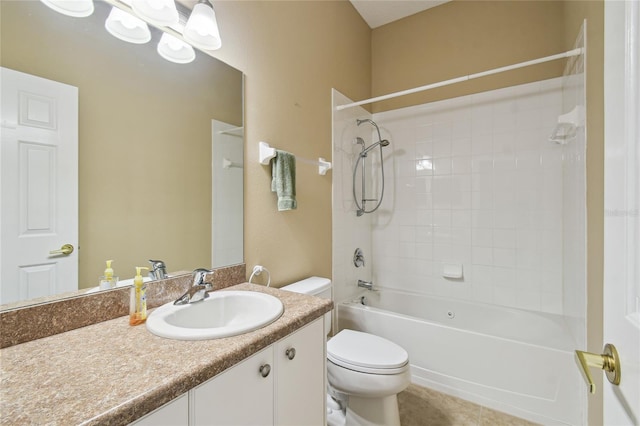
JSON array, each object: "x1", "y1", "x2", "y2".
[
  {"x1": 339, "y1": 291, "x2": 583, "y2": 425},
  {"x1": 370, "y1": 78, "x2": 569, "y2": 315},
  {"x1": 331, "y1": 37, "x2": 587, "y2": 424}
]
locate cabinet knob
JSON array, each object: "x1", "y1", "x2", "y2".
[
  {"x1": 285, "y1": 348, "x2": 296, "y2": 360},
  {"x1": 259, "y1": 364, "x2": 271, "y2": 378}
]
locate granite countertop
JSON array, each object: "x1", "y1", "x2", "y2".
[{"x1": 0, "y1": 283, "x2": 332, "y2": 425}]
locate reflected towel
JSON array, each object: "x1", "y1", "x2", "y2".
[{"x1": 271, "y1": 149, "x2": 297, "y2": 211}]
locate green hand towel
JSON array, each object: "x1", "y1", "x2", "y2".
[{"x1": 271, "y1": 149, "x2": 297, "y2": 211}]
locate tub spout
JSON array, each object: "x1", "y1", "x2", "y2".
[{"x1": 357, "y1": 279, "x2": 373, "y2": 290}]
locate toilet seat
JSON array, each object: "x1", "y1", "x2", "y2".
[{"x1": 327, "y1": 329, "x2": 409, "y2": 375}]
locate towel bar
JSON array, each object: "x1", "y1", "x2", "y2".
[{"x1": 258, "y1": 141, "x2": 332, "y2": 175}]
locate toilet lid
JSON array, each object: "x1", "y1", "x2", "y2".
[{"x1": 327, "y1": 329, "x2": 408, "y2": 371}]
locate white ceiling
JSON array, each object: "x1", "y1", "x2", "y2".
[{"x1": 349, "y1": 0, "x2": 450, "y2": 28}]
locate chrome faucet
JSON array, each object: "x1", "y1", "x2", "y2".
[
  {"x1": 357, "y1": 279, "x2": 373, "y2": 290},
  {"x1": 148, "y1": 259, "x2": 168, "y2": 280},
  {"x1": 174, "y1": 268, "x2": 214, "y2": 305}
]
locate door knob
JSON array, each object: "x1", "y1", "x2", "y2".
[
  {"x1": 49, "y1": 244, "x2": 74, "y2": 256},
  {"x1": 575, "y1": 343, "x2": 621, "y2": 394}
]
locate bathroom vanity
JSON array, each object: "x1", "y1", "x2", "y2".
[
  {"x1": 135, "y1": 318, "x2": 325, "y2": 425},
  {"x1": 0, "y1": 283, "x2": 331, "y2": 425}
]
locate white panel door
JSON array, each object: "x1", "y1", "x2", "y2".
[
  {"x1": 1, "y1": 67, "x2": 78, "y2": 305},
  {"x1": 604, "y1": 2, "x2": 640, "y2": 424}
]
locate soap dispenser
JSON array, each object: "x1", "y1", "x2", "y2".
[
  {"x1": 99, "y1": 260, "x2": 118, "y2": 290},
  {"x1": 129, "y1": 266, "x2": 149, "y2": 326}
]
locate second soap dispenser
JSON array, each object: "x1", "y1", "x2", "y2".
[
  {"x1": 99, "y1": 260, "x2": 118, "y2": 290},
  {"x1": 129, "y1": 266, "x2": 149, "y2": 326}
]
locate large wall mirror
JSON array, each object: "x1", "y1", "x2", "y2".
[{"x1": 0, "y1": 0, "x2": 244, "y2": 308}]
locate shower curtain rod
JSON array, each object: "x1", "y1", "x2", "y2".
[{"x1": 335, "y1": 48, "x2": 584, "y2": 111}]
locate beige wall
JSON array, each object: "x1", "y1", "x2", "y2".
[
  {"x1": 1, "y1": 1, "x2": 242, "y2": 288},
  {"x1": 208, "y1": 0, "x2": 372, "y2": 287},
  {"x1": 371, "y1": 0, "x2": 567, "y2": 112}
]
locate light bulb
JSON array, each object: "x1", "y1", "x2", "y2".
[
  {"x1": 105, "y1": 7, "x2": 151, "y2": 44},
  {"x1": 131, "y1": 0, "x2": 179, "y2": 27},
  {"x1": 40, "y1": 0, "x2": 94, "y2": 18},
  {"x1": 183, "y1": 1, "x2": 221, "y2": 51},
  {"x1": 157, "y1": 33, "x2": 196, "y2": 64}
]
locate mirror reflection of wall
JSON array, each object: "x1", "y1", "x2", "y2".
[
  {"x1": 0, "y1": 0, "x2": 243, "y2": 307},
  {"x1": 211, "y1": 120, "x2": 244, "y2": 268}
]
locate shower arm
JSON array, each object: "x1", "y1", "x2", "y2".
[{"x1": 356, "y1": 118, "x2": 383, "y2": 144}]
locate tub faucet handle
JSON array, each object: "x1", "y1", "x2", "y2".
[{"x1": 353, "y1": 248, "x2": 365, "y2": 268}]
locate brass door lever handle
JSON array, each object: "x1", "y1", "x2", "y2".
[
  {"x1": 575, "y1": 343, "x2": 621, "y2": 394},
  {"x1": 49, "y1": 244, "x2": 74, "y2": 256}
]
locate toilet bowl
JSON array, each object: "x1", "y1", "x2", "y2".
[
  {"x1": 281, "y1": 277, "x2": 411, "y2": 426},
  {"x1": 327, "y1": 329, "x2": 410, "y2": 426}
]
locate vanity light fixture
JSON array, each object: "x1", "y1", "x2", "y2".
[
  {"x1": 131, "y1": 0, "x2": 178, "y2": 27},
  {"x1": 183, "y1": 0, "x2": 222, "y2": 51},
  {"x1": 105, "y1": 6, "x2": 152, "y2": 44},
  {"x1": 157, "y1": 32, "x2": 196, "y2": 64},
  {"x1": 40, "y1": 0, "x2": 95, "y2": 17},
  {"x1": 39, "y1": 0, "x2": 222, "y2": 62}
]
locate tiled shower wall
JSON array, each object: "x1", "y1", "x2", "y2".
[{"x1": 370, "y1": 78, "x2": 568, "y2": 314}]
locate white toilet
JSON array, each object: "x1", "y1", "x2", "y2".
[{"x1": 282, "y1": 277, "x2": 411, "y2": 426}]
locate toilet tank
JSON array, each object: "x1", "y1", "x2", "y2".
[{"x1": 281, "y1": 277, "x2": 332, "y2": 333}]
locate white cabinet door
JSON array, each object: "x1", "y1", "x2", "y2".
[
  {"x1": 275, "y1": 318, "x2": 325, "y2": 426},
  {"x1": 192, "y1": 346, "x2": 274, "y2": 426},
  {"x1": 132, "y1": 393, "x2": 188, "y2": 426}
]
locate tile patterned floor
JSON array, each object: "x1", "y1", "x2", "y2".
[{"x1": 398, "y1": 384, "x2": 540, "y2": 426}]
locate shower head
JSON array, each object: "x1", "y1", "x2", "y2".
[
  {"x1": 360, "y1": 139, "x2": 391, "y2": 156},
  {"x1": 356, "y1": 209, "x2": 365, "y2": 217}
]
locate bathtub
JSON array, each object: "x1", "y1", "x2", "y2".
[{"x1": 337, "y1": 290, "x2": 585, "y2": 425}]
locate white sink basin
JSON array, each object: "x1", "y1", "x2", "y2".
[{"x1": 146, "y1": 291, "x2": 284, "y2": 340}]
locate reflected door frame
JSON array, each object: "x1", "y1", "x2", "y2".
[{"x1": 0, "y1": 67, "x2": 78, "y2": 305}]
